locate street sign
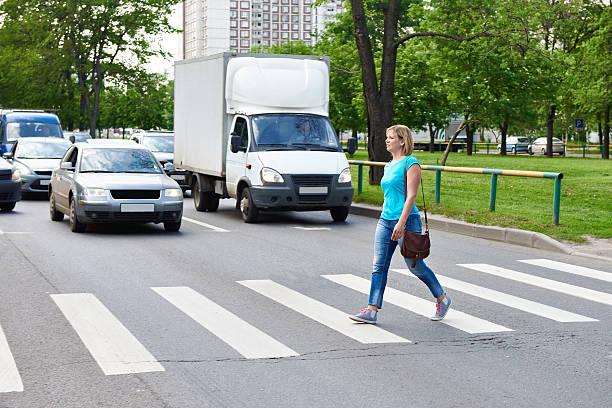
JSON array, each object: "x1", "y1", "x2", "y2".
[{"x1": 575, "y1": 119, "x2": 584, "y2": 129}]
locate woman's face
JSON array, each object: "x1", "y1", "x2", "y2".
[{"x1": 385, "y1": 130, "x2": 404, "y2": 154}]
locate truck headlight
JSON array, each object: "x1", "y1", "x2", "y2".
[
  {"x1": 261, "y1": 167, "x2": 284, "y2": 184},
  {"x1": 164, "y1": 188, "x2": 183, "y2": 198},
  {"x1": 338, "y1": 168, "x2": 352, "y2": 184},
  {"x1": 81, "y1": 188, "x2": 107, "y2": 200}
]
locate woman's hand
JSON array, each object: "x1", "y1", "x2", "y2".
[{"x1": 391, "y1": 220, "x2": 406, "y2": 241}]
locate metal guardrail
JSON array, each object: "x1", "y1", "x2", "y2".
[{"x1": 348, "y1": 160, "x2": 564, "y2": 225}]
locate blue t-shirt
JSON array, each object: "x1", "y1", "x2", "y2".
[{"x1": 380, "y1": 155, "x2": 420, "y2": 220}]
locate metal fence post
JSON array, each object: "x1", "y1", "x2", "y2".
[
  {"x1": 489, "y1": 174, "x2": 498, "y2": 211},
  {"x1": 435, "y1": 170, "x2": 441, "y2": 203},
  {"x1": 553, "y1": 176, "x2": 561, "y2": 225},
  {"x1": 583, "y1": 143, "x2": 586, "y2": 158},
  {"x1": 358, "y1": 164, "x2": 363, "y2": 195},
  {"x1": 487, "y1": 143, "x2": 490, "y2": 154}
]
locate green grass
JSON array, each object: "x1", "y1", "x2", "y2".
[{"x1": 348, "y1": 149, "x2": 612, "y2": 243}]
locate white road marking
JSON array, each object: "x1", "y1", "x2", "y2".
[
  {"x1": 459, "y1": 264, "x2": 612, "y2": 306},
  {"x1": 0, "y1": 321, "x2": 23, "y2": 393},
  {"x1": 238, "y1": 279, "x2": 409, "y2": 344},
  {"x1": 152, "y1": 286, "x2": 298, "y2": 359},
  {"x1": 292, "y1": 227, "x2": 331, "y2": 231},
  {"x1": 323, "y1": 274, "x2": 512, "y2": 334},
  {"x1": 518, "y1": 259, "x2": 612, "y2": 283},
  {"x1": 392, "y1": 269, "x2": 597, "y2": 323},
  {"x1": 51, "y1": 293, "x2": 164, "y2": 375},
  {"x1": 183, "y1": 217, "x2": 229, "y2": 232}
]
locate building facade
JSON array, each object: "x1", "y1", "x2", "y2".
[{"x1": 182, "y1": 0, "x2": 344, "y2": 58}]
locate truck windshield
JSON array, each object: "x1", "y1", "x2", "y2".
[
  {"x1": 251, "y1": 114, "x2": 341, "y2": 152},
  {"x1": 6, "y1": 122, "x2": 63, "y2": 141}
]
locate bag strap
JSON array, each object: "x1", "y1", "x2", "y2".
[{"x1": 403, "y1": 158, "x2": 429, "y2": 233}]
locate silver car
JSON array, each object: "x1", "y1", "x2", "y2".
[
  {"x1": 5, "y1": 137, "x2": 72, "y2": 193},
  {"x1": 49, "y1": 142, "x2": 183, "y2": 232}
]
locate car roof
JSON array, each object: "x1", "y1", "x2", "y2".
[
  {"x1": 15, "y1": 137, "x2": 71, "y2": 144},
  {"x1": 3, "y1": 111, "x2": 61, "y2": 123},
  {"x1": 77, "y1": 140, "x2": 147, "y2": 150}
]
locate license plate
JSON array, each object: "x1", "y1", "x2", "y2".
[
  {"x1": 120, "y1": 203, "x2": 154, "y2": 212},
  {"x1": 39, "y1": 179, "x2": 50, "y2": 186},
  {"x1": 171, "y1": 175, "x2": 185, "y2": 181},
  {"x1": 299, "y1": 186, "x2": 328, "y2": 194}
]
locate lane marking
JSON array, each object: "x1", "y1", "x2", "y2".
[
  {"x1": 392, "y1": 269, "x2": 597, "y2": 323},
  {"x1": 51, "y1": 293, "x2": 164, "y2": 375},
  {"x1": 323, "y1": 274, "x2": 512, "y2": 334},
  {"x1": 152, "y1": 287, "x2": 298, "y2": 359},
  {"x1": 183, "y1": 217, "x2": 229, "y2": 232},
  {"x1": 458, "y1": 264, "x2": 612, "y2": 306},
  {"x1": 0, "y1": 321, "x2": 23, "y2": 393},
  {"x1": 292, "y1": 227, "x2": 331, "y2": 231},
  {"x1": 518, "y1": 259, "x2": 612, "y2": 283},
  {"x1": 238, "y1": 279, "x2": 409, "y2": 344}
]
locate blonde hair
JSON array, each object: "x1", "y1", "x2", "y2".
[{"x1": 387, "y1": 125, "x2": 414, "y2": 156}]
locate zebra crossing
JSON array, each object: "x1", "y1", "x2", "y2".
[{"x1": 1, "y1": 258, "x2": 610, "y2": 393}]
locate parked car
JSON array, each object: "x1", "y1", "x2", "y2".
[
  {"x1": 497, "y1": 136, "x2": 530, "y2": 154},
  {"x1": 48, "y1": 143, "x2": 183, "y2": 232},
  {"x1": 528, "y1": 137, "x2": 565, "y2": 156},
  {"x1": 1, "y1": 110, "x2": 64, "y2": 155},
  {"x1": 65, "y1": 132, "x2": 92, "y2": 144},
  {"x1": 0, "y1": 155, "x2": 21, "y2": 211},
  {"x1": 132, "y1": 131, "x2": 190, "y2": 191},
  {"x1": 4, "y1": 137, "x2": 72, "y2": 194}
]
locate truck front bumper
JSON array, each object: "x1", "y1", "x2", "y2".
[{"x1": 249, "y1": 176, "x2": 353, "y2": 211}]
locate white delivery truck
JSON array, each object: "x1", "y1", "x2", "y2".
[{"x1": 174, "y1": 53, "x2": 354, "y2": 223}]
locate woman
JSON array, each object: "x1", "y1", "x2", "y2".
[{"x1": 349, "y1": 125, "x2": 451, "y2": 324}]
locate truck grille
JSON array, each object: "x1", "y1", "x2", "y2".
[
  {"x1": 292, "y1": 175, "x2": 332, "y2": 203},
  {"x1": 110, "y1": 190, "x2": 160, "y2": 199}
]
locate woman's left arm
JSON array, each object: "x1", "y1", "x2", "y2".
[{"x1": 391, "y1": 163, "x2": 421, "y2": 241}]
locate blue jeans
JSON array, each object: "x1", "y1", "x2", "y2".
[{"x1": 368, "y1": 214, "x2": 444, "y2": 308}]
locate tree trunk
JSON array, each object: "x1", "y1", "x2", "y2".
[
  {"x1": 546, "y1": 105, "x2": 556, "y2": 158},
  {"x1": 500, "y1": 120, "x2": 508, "y2": 156},
  {"x1": 441, "y1": 117, "x2": 468, "y2": 166},
  {"x1": 604, "y1": 104, "x2": 610, "y2": 160},
  {"x1": 465, "y1": 121, "x2": 474, "y2": 156},
  {"x1": 352, "y1": 128, "x2": 358, "y2": 149},
  {"x1": 597, "y1": 113, "x2": 603, "y2": 145},
  {"x1": 428, "y1": 123, "x2": 435, "y2": 152}
]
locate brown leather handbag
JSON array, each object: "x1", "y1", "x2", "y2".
[{"x1": 399, "y1": 159, "x2": 430, "y2": 267}]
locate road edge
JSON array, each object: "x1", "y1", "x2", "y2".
[{"x1": 350, "y1": 202, "x2": 612, "y2": 263}]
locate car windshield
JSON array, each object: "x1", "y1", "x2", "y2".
[
  {"x1": 16, "y1": 140, "x2": 72, "y2": 159},
  {"x1": 80, "y1": 148, "x2": 162, "y2": 174},
  {"x1": 251, "y1": 114, "x2": 341, "y2": 151},
  {"x1": 6, "y1": 122, "x2": 63, "y2": 141},
  {"x1": 142, "y1": 136, "x2": 173, "y2": 153}
]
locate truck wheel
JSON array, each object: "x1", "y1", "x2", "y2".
[
  {"x1": 193, "y1": 180, "x2": 208, "y2": 212},
  {"x1": 69, "y1": 197, "x2": 86, "y2": 233},
  {"x1": 330, "y1": 206, "x2": 349, "y2": 222},
  {"x1": 0, "y1": 202, "x2": 16, "y2": 212},
  {"x1": 50, "y1": 194, "x2": 64, "y2": 221},
  {"x1": 164, "y1": 220, "x2": 181, "y2": 232},
  {"x1": 240, "y1": 187, "x2": 259, "y2": 223},
  {"x1": 206, "y1": 193, "x2": 220, "y2": 212}
]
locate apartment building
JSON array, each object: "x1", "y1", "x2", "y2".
[{"x1": 182, "y1": 0, "x2": 344, "y2": 59}]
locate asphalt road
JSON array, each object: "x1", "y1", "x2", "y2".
[{"x1": 0, "y1": 197, "x2": 610, "y2": 408}]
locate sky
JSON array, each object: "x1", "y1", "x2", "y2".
[{"x1": 143, "y1": 4, "x2": 181, "y2": 78}]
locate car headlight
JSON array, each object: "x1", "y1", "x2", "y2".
[
  {"x1": 338, "y1": 168, "x2": 352, "y2": 184},
  {"x1": 11, "y1": 169, "x2": 20, "y2": 180},
  {"x1": 81, "y1": 188, "x2": 107, "y2": 200},
  {"x1": 261, "y1": 167, "x2": 284, "y2": 184},
  {"x1": 164, "y1": 188, "x2": 183, "y2": 198},
  {"x1": 14, "y1": 162, "x2": 32, "y2": 176}
]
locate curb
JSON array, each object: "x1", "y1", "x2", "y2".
[{"x1": 350, "y1": 202, "x2": 612, "y2": 263}]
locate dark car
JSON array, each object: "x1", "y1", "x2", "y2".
[{"x1": 0, "y1": 156, "x2": 21, "y2": 211}]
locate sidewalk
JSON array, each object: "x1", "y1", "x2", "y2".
[{"x1": 350, "y1": 202, "x2": 612, "y2": 263}]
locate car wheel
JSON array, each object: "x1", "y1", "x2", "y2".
[
  {"x1": 330, "y1": 207, "x2": 350, "y2": 222},
  {"x1": 69, "y1": 197, "x2": 86, "y2": 233},
  {"x1": 240, "y1": 187, "x2": 259, "y2": 223},
  {"x1": 164, "y1": 220, "x2": 181, "y2": 232},
  {"x1": 50, "y1": 193, "x2": 64, "y2": 221},
  {"x1": 541, "y1": 148, "x2": 546, "y2": 155},
  {"x1": 0, "y1": 202, "x2": 16, "y2": 212}
]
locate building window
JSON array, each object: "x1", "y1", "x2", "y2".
[
  {"x1": 230, "y1": 20, "x2": 237, "y2": 27},
  {"x1": 272, "y1": 0, "x2": 278, "y2": 3},
  {"x1": 281, "y1": 6, "x2": 288, "y2": 12},
  {"x1": 304, "y1": 0, "x2": 310, "y2": 3},
  {"x1": 263, "y1": 31, "x2": 269, "y2": 37},
  {"x1": 263, "y1": 40, "x2": 269, "y2": 45},
  {"x1": 272, "y1": 23, "x2": 278, "y2": 29},
  {"x1": 304, "y1": 23, "x2": 311, "y2": 30},
  {"x1": 241, "y1": 20, "x2": 249, "y2": 28},
  {"x1": 263, "y1": 22, "x2": 269, "y2": 28},
  {"x1": 230, "y1": 1, "x2": 237, "y2": 7},
  {"x1": 304, "y1": 6, "x2": 311, "y2": 12},
  {"x1": 230, "y1": 39, "x2": 238, "y2": 46},
  {"x1": 272, "y1": 14, "x2": 278, "y2": 21},
  {"x1": 291, "y1": 0, "x2": 298, "y2": 3},
  {"x1": 230, "y1": 10, "x2": 237, "y2": 17},
  {"x1": 327, "y1": 8, "x2": 334, "y2": 12},
  {"x1": 304, "y1": 33, "x2": 310, "y2": 39},
  {"x1": 304, "y1": 15, "x2": 311, "y2": 22},
  {"x1": 281, "y1": 32, "x2": 288, "y2": 39},
  {"x1": 291, "y1": 32, "x2": 298, "y2": 39},
  {"x1": 230, "y1": 29, "x2": 238, "y2": 37},
  {"x1": 241, "y1": 30, "x2": 250, "y2": 37},
  {"x1": 241, "y1": 11, "x2": 249, "y2": 17},
  {"x1": 281, "y1": 23, "x2": 288, "y2": 30},
  {"x1": 272, "y1": 5, "x2": 278, "y2": 11},
  {"x1": 263, "y1": 4, "x2": 269, "y2": 10},
  {"x1": 272, "y1": 32, "x2": 279, "y2": 38},
  {"x1": 292, "y1": 15, "x2": 299, "y2": 22},
  {"x1": 292, "y1": 6, "x2": 298, "y2": 13},
  {"x1": 281, "y1": 15, "x2": 288, "y2": 22},
  {"x1": 240, "y1": 1, "x2": 249, "y2": 8},
  {"x1": 263, "y1": 12, "x2": 269, "y2": 19},
  {"x1": 292, "y1": 24, "x2": 298, "y2": 30},
  {"x1": 241, "y1": 39, "x2": 249, "y2": 47}
]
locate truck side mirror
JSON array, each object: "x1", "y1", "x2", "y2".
[{"x1": 230, "y1": 134, "x2": 245, "y2": 153}]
